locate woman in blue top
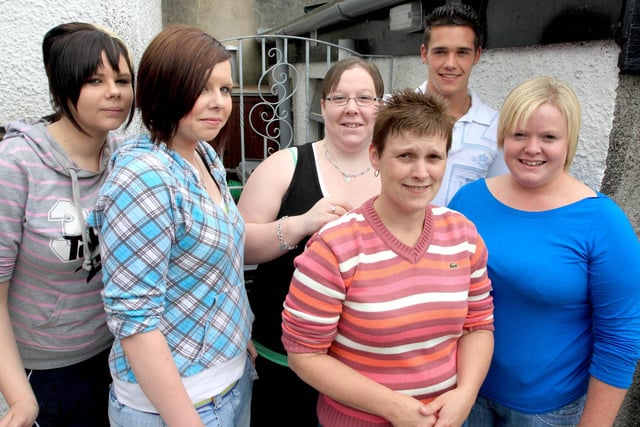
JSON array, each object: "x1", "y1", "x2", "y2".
[
  {"x1": 449, "y1": 76, "x2": 640, "y2": 427},
  {"x1": 88, "y1": 26, "x2": 256, "y2": 427}
]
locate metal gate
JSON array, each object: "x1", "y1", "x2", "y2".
[{"x1": 216, "y1": 35, "x2": 393, "y2": 192}]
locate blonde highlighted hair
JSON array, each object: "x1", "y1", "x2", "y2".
[{"x1": 498, "y1": 76, "x2": 581, "y2": 171}]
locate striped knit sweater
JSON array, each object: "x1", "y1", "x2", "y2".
[{"x1": 281, "y1": 196, "x2": 494, "y2": 427}]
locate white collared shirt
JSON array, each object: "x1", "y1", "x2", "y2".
[{"x1": 416, "y1": 82, "x2": 508, "y2": 206}]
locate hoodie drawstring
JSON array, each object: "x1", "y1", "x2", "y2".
[{"x1": 69, "y1": 167, "x2": 93, "y2": 271}]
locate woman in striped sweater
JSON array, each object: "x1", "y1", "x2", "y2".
[{"x1": 282, "y1": 88, "x2": 495, "y2": 427}]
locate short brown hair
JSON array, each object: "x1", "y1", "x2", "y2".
[
  {"x1": 321, "y1": 56, "x2": 384, "y2": 99},
  {"x1": 372, "y1": 89, "x2": 454, "y2": 155},
  {"x1": 136, "y1": 25, "x2": 231, "y2": 145},
  {"x1": 422, "y1": 3, "x2": 483, "y2": 51}
]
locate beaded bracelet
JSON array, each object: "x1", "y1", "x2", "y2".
[{"x1": 277, "y1": 216, "x2": 298, "y2": 251}]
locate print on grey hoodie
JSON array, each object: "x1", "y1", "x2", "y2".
[{"x1": 0, "y1": 120, "x2": 119, "y2": 369}]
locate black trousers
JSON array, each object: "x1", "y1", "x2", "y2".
[
  {"x1": 26, "y1": 347, "x2": 111, "y2": 427},
  {"x1": 250, "y1": 356, "x2": 319, "y2": 426}
]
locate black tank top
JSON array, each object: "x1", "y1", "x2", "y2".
[{"x1": 247, "y1": 142, "x2": 323, "y2": 353}]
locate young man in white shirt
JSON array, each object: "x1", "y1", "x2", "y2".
[{"x1": 419, "y1": 3, "x2": 508, "y2": 206}]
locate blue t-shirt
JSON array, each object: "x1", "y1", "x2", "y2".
[{"x1": 449, "y1": 179, "x2": 640, "y2": 413}]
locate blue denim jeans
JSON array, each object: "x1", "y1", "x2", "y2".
[
  {"x1": 107, "y1": 354, "x2": 257, "y2": 427},
  {"x1": 463, "y1": 394, "x2": 586, "y2": 427}
]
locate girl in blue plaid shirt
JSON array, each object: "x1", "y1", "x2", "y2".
[{"x1": 88, "y1": 25, "x2": 256, "y2": 427}]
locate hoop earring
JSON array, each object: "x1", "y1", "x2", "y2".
[{"x1": 374, "y1": 170, "x2": 380, "y2": 177}]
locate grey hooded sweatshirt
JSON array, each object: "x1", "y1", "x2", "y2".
[{"x1": 0, "y1": 120, "x2": 118, "y2": 369}]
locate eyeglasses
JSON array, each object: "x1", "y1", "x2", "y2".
[{"x1": 324, "y1": 95, "x2": 380, "y2": 106}]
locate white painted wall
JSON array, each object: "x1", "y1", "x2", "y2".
[
  {"x1": 392, "y1": 40, "x2": 619, "y2": 191},
  {"x1": 0, "y1": 0, "x2": 162, "y2": 133}
]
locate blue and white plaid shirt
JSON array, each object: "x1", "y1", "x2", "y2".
[{"x1": 88, "y1": 135, "x2": 253, "y2": 384}]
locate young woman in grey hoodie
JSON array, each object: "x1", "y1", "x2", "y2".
[{"x1": 0, "y1": 22, "x2": 134, "y2": 427}]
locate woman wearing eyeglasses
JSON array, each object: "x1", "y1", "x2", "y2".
[{"x1": 237, "y1": 56, "x2": 383, "y2": 425}]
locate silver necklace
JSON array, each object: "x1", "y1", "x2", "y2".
[{"x1": 322, "y1": 142, "x2": 371, "y2": 183}]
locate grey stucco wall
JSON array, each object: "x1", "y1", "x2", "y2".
[
  {"x1": 606, "y1": 73, "x2": 640, "y2": 427},
  {"x1": 601, "y1": 74, "x2": 640, "y2": 234},
  {"x1": 615, "y1": 361, "x2": 640, "y2": 426}
]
